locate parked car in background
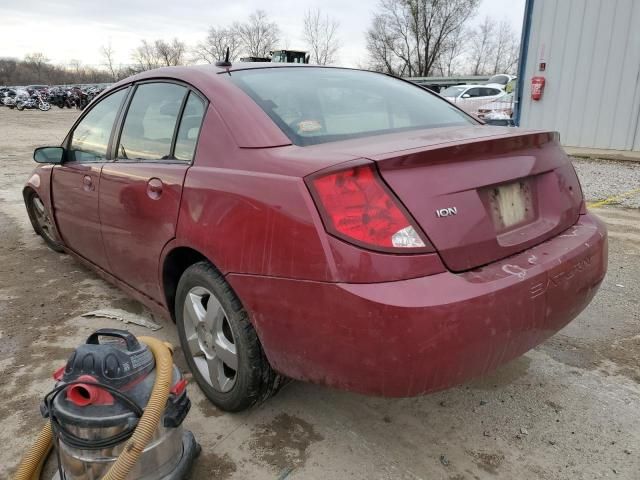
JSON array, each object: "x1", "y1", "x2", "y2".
[
  {"x1": 440, "y1": 84, "x2": 505, "y2": 115},
  {"x1": 485, "y1": 74, "x2": 517, "y2": 90},
  {"x1": 24, "y1": 64, "x2": 607, "y2": 412}
]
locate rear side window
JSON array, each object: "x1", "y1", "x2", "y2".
[
  {"x1": 482, "y1": 88, "x2": 502, "y2": 96},
  {"x1": 70, "y1": 88, "x2": 127, "y2": 162},
  {"x1": 229, "y1": 68, "x2": 473, "y2": 146},
  {"x1": 118, "y1": 83, "x2": 187, "y2": 161},
  {"x1": 488, "y1": 75, "x2": 508, "y2": 85},
  {"x1": 174, "y1": 93, "x2": 206, "y2": 162}
]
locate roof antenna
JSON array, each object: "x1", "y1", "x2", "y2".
[{"x1": 215, "y1": 47, "x2": 232, "y2": 67}]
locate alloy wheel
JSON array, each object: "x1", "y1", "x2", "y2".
[
  {"x1": 182, "y1": 286, "x2": 238, "y2": 392},
  {"x1": 31, "y1": 196, "x2": 56, "y2": 244}
]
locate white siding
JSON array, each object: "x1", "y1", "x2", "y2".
[{"x1": 519, "y1": 0, "x2": 640, "y2": 151}]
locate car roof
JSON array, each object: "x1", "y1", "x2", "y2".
[{"x1": 107, "y1": 62, "x2": 320, "y2": 97}]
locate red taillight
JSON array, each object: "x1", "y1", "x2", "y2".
[{"x1": 308, "y1": 163, "x2": 431, "y2": 252}]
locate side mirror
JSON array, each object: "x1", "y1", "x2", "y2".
[
  {"x1": 461, "y1": 93, "x2": 471, "y2": 99},
  {"x1": 34, "y1": 146, "x2": 64, "y2": 164}
]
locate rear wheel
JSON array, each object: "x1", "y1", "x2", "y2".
[
  {"x1": 25, "y1": 190, "x2": 65, "y2": 252},
  {"x1": 175, "y1": 262, "x2": 282, "y2": 412}
]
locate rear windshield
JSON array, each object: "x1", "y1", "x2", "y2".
[
  {"x1": 228, "y1": 68, "x2": 473, "y2": 146},
  {"x1": 487, "y1": 75, "x2": 508, "y2": 85}
]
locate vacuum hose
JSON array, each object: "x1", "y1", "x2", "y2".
[
  {"x1": 12, "y1": 421, "x2": 53, "y2": 480},
  {"x1": 13, "y1": 336, "x2": 174, "y2": 480}
]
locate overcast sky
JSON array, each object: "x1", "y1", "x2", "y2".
[{"x1": 1, "y1": 0, "x2": 525, "y2": 68}]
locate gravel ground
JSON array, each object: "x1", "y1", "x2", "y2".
[
  {"x1": 572, "y1": 157, "x2": 640, "y2": 208},
  {"x1": 1, "y1": 109, "x2": 639, "y2": 480}
]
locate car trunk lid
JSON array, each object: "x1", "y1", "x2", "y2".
[{"x1": 326, "y1": 126, "x2": 583, "y2": 272}]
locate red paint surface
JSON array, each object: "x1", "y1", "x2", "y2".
[
  {"x1": 24, "y1": 64, "x2": 608, "y2": 396},
  {"x1": 52, "y1": 162, "x2": 110, "y2": 269},
  {"x1": 99, "y1": 163, "x2": 188, "y2": 301},
  {"x1": 228, "y1": 214, "x2": 607, "y2": 396}
]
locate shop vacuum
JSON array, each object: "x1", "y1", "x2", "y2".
[{"x1": 14, "y1": 329, "x2": 200, "y2": 480}]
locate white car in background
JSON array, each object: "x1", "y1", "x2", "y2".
[
  {"x1": 440, "y1": 85, "x2": 505, "y2": 115},
  {"x1": 485, "y1": 74, "x2": 517, "y2": 90}
]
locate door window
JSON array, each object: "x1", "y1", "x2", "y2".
[
  {"x1": 481, "y1": 88, "x2": 501, "y2": 97},
  {"x1": 465, "y1": 88, "x2": 482, "y2": 98},
  {"x1": 69, "y1": 88, "x2": 127, "y2": 162},
  {"x1": 118, "y1": 83, "x2": 187, "y2": 161},
  {"x1": 174, "y1": 93, "x2": 206, "y2": 162}
]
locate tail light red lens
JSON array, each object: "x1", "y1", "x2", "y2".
[{"x1": 308, "y1": 164, "x2": 432, "y2": 252}]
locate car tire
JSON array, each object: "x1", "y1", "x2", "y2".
[
  {"x1": 175, "y1": 261, "x2": 283, "y2": 412},
  {"x1": 25, "y1": 190, "x2": 65, "y2": 253}
]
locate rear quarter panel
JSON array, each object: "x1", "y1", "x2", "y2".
[
  {"x1": 174, "y1": 103, "x2": 334, "y2": 281},
  {"x1": 174, "y1": 104, "x2": 447, "y2": 282}
]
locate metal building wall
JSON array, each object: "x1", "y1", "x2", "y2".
[{"x1": 519, "y1": 0, "x2": 640, "y2": 151}]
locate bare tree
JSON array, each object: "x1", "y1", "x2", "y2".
[
  {"x1": 303, "y1": 8, "x2": 340, "y2": 65},
  {"x1": 24, "y1": 53, "x2": 49, "y2": 82},
  {"x1": 155, "y1": 39, "x2": 187, "y2": 66},
  {"x1": 100, "y1": 43, "x2": 119, "y2": 81},
  {"x1": 366, "y1": 0, "x2": 480, "y2": 77},
  {"x1": 0, "y1": 58, "x2": 18, "y2": 85},
  {"x1": 132, "y1": 40, "x2": 161, "y2": 71},
  {"x1": 195, "y1": 26, "x2": 242, "y2": 63},
  {"x1": 69, "y1": 59, "x2": 83, "y2": 76},
  {"x1": 366, "y1": 15, "x2": 408, "y2": 75},
  {"x1": 1, "y1": 57, "x2": 112, "y2": 85},
  {"x1": 490, "y1": 20, "x2": 519, "y2": 74},
  {"x1": 468, "y1": 16, "x2": 496, "y2": 75},
  {"x1": 237, "y1": 10, "x2": 280, "y2": 58},
  {"x1": 435, "y1": 25, "x2": 467, "y2": 76},
  {"x1": 132, "y1": 38, "x2": 186, "y2": 72}
]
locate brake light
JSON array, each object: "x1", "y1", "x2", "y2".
[{"x1": 309, "y1": 164, "x2": 431, "y2": 252}]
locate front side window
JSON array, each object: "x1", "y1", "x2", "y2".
[
  {"x1": 229, "y1": 68, "x2": 473, "y2": 146},
  {"x1": 118, "y1": 83, "x2": 187, "y2": 161},
  {"x1": 69, "y1": 88, "x2": 127, "y2": 162}
]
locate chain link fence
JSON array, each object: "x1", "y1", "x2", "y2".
[{"x1": 446, "y1": 93, "x2": 516, "y2": 126}]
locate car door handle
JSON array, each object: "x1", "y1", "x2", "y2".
[
  {"x1": 147, "y1": 178, "x2": 163, "y2": 199},
  {"x1": 82, "y1": 175, "x2": 94, "y2": 192}
]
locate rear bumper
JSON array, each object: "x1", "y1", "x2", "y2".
[{"x1": 227, "y1": 213, "x2": 607, "y2": 397}]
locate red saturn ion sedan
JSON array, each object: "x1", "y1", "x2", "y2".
[{"x1": 24, "y1": 64, "x2": 607, "y2": 412}]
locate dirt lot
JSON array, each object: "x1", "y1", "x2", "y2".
[{"x1": 1, "y1": 108, "x2": 639, "y2": 480}]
